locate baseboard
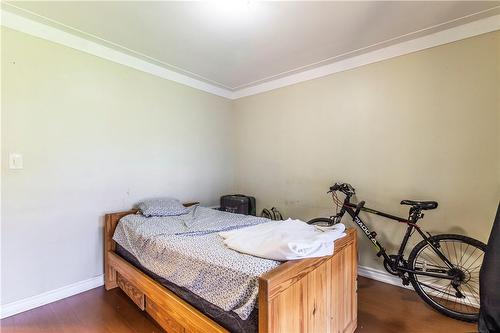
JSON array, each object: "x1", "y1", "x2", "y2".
[
  {"x1": 0, "y1": 264, "x2": 472, "y2": 319},
  {"x1": 0, "y1": 274, "x2": 104, "y2": 319},
  {"x1": 0, "y1": 266, "x2": 401, "y2": 320},
  {"x1": 357, "y1": 264, "x2": 412, "y2": 290},
  {"x1": 358, "y1": 264, "x2": 479, "y2": 307},
  {"x1": 0, "y1": 266, "x2": 399, "y2": 320}
]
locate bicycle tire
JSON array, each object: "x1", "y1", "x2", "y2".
[{"x1": 408, "y1": 234, "x2": 486, "y2": 322}]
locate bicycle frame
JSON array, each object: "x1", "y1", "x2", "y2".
[{"x1": 338, "y1": 197, "x2": 455, "y2": 280}]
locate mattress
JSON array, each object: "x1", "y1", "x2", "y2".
[
  {"x1": 112, "y1": 206, "x2": 281, "y2": 323},
  {"x1": 116, "y1": 244, "x2": 258, "y2": 333}
]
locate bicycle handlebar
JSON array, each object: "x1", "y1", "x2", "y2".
[{"x1": 329, "y1": 182, "x2": 356, "y2": 196}]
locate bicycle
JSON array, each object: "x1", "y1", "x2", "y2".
[{"x1": 308, "y1": 182, "x2": 486, "y2": 322}]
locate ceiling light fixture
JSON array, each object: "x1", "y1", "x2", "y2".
[{"x1": 204, "y1": 0, "x2": 257, "y2": 22}]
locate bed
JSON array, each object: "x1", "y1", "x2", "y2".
[{"x1": 104, "y1": 203, "x2": 357, "y2": 333}]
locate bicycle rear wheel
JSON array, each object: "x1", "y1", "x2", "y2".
[
  {"x1": 307, "y1": 217, "x2": 335, "y2": 227},
  {"x1": 408, "y1": 234, "x2": 486, "y2": 322}
]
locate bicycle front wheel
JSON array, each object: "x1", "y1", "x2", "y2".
[{"x1": 408, "y1": 234, "x2": 486, "y2": 322}]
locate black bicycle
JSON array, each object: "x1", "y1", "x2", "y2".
[{"x1": 308, "y1": 182, "x2": 486, "y2": 322}]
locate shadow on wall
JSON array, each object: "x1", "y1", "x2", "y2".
[{"x1": 441, "y1": 226, "x2": 469, "y2": 236}]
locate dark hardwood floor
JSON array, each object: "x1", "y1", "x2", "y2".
[
  {"x1": 356, "y1": 277, "x2": 476, "y2": 333},
  {"x1": 1, "y1": 277, "x2": 477, "y2": 333}
]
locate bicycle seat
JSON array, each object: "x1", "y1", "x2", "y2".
[{"x1": 400, "y1": 200, "x2": 438, "y2": 210}]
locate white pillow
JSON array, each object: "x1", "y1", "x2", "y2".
[{"x1": 138, "y1": 198, "x2": 189, "y2": 217}]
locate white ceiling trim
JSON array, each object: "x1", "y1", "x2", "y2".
[
  {"x1": 0, "y1": 9, "x2": 233, "y2": 99},
  {"x1": 1, "y1": 8, "x2": 499, "y2": 101},
  {"x1": 232, "y1": 13, "x2": 500, "y2": 99},
  {"x1": 232, "y1": 5, "x2": 500, "y2": 91}
]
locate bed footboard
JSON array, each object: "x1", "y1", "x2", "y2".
[{"x1": 259, "y1": 228, "x2": 357, "y2": 333}]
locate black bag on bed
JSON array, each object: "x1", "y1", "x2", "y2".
[{"x1": 220, "y1": 195, "x2": 256, "y2": 216}]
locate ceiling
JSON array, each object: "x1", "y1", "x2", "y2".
[{"x1": 3, "y1": 1, "x2": 500, "y2": 91}]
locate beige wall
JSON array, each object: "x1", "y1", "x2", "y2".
[
  {"x1": 233, "y1": 31, "x2": 500, "y2": 270},
  {"x1": 1, "y1": 27, "x2": 234, "y2": 304},
  {"x1": 2, "y1": 26, "x2": 499, "y2": 306}
]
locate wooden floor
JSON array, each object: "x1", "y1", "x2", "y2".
[
  {"x1": 356, "y1": 277, "x2": 476, "y2": 333},
  {"x1": 1, "y1": 277, "x2": 477, "y2": 333}
]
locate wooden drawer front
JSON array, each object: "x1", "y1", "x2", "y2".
[
  {"x1": 117, "y1": 273, "x2": 145, "y2": 310},
  {"x1": 146, "y1": 298, "x2": 185, "y2": 333}
]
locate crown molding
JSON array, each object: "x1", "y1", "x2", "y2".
[
  {"x1": 232, "y1": 13, "x2": 500, "y2": 99},
  {"x1": 2, "y1": 8, "x2": 499, "y2": 100},
  {"x1": 0, "y1": 9, "x2": 233, "y2": 99}
]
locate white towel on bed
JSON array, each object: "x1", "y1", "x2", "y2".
[{"x1": 219, "y1": 218, "x2": 346, "y2": 260}]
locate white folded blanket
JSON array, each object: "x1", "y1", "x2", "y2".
[{"x1": 219, "y1": 218, "x2": 346, "y2": 261}]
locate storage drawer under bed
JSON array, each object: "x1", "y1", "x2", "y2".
[
  {"x1": 117, "y1": 273, "x2": 145, "y2": 310},
  {"x1": 116, "y1": 273, "x2": 185, "y2": 333}
]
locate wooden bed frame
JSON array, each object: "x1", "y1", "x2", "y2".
[{"x1": 104, "y1": 204, "x2": 357, "y2": 333}]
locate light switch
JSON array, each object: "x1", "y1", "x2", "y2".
[{"x1": 9, "y1": 153, "x2": 23, "y2": 169}]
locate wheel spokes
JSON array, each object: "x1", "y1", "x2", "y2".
[{"x1": 413, "y1": 239, "x2": 484, "y2": 316}]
